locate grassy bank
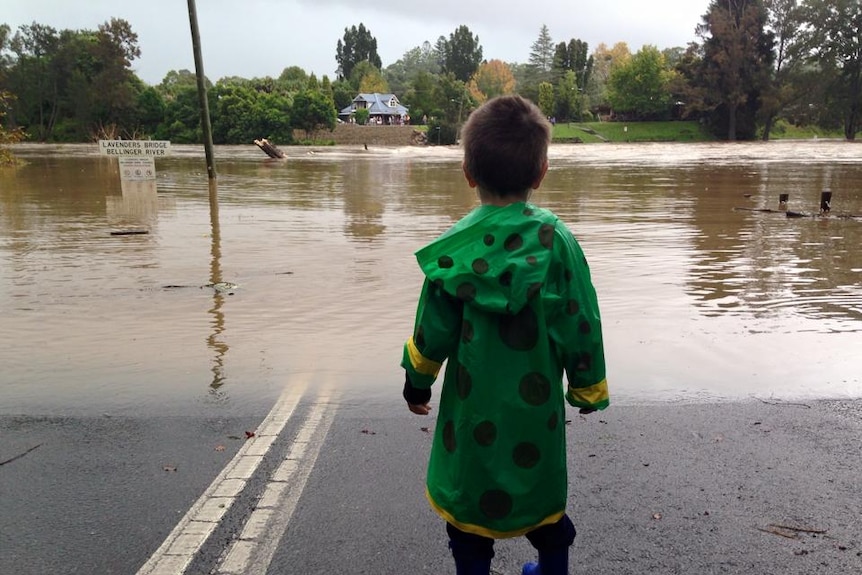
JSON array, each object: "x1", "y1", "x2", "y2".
[
  {"x1": 551, "y1": 120, "x2": 844, "y2": 143},
  {"x1": 553, "y1": 121, "x2": 714, "y2": 143}
]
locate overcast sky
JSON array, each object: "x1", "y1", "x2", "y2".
[{"x1": 4, "y1": 0, "x2": 710, "y2": 85}]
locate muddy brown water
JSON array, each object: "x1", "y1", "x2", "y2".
[{"x1": 1, "y1": 142, "x2": 860, "y2": 416}]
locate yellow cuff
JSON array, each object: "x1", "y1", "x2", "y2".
[
  {"x1": 406, "y1": 337, "x2": 442, "y2": 377},
  {"x1": 568, "y1": 378, "x2": 609, "y2": 407}
]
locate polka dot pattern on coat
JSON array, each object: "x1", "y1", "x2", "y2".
[
  {"x1": 480, "y1": 489, "x2": 513, "y2": 520},
  {"x1": 424, "y1": 211, "x2": 577, "y2": 529}
]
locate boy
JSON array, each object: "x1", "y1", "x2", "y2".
[{"x1": 401, "y1": 95, "x2": 608, "y2": 575}]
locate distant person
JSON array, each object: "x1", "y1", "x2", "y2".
[{"x1": 400, "y1": 95, "x2": 609, "y2": 575}]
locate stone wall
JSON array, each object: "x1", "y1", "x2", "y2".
[{"x1": 295, "y1": 124, "x2": 425, "y2": 146}]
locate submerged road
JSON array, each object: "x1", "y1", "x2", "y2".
[{"x1": 2, "y1": 385, "x2": 861, "y2": 575}]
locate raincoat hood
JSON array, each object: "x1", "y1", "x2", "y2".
[{"x1": 416, "y1": 202, "x2": 558, "y2": 315}]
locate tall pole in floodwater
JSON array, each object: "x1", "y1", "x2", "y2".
[{"x1": 187, "y1": 0, "x2": 216, "y2": 180}]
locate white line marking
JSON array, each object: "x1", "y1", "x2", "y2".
[
  {"x1": 135, "y1": 379, "x2": 309, "y2": 575},
  {"x1": 216, "y1": 388, "x2": 337, "y2": 575}
]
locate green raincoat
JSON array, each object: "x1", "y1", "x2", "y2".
[{"x1": 402, "y1": 201, "x2": 608, "y2": 539}]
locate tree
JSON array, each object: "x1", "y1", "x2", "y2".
[
  {"x1": 586, "y1": 42, "x2": 631, "y2": 112},
  {"x1": 291, "y1": 89, "x2": 336, "y2": 141},
  {"x1": 0, "y1": 91, "x2": 26, "y2": 165},
  {"x1": 537, "y1": 81, "x2": 555, "y2": 117},
  {"x1": 554, "y1": 70, "x2": 581, "y2": 121},
  {"x1": 89, "y1": 18, "x2": 142, "y2": 132},
  {"x1": 468, "y1": 59, "x2": 516, "y2": 102},
  {"x1": 7, "y1": 22, "x2": 59, "y2": 140},
  {"x1": 209, "y1": 78, "x2": 295, "y2": 144},
  {"x1": 401, "y1": 70, "x2": 438, "y2": 123},
  {"x1": 696, "y1": 0, "x2": 774, "y2": 140},
  {"x1": 607, "y1": 45, "x2": 673, "y2": 119},
  {"x1": 331, "y1": 79, "x2": 354, "y2": 112},
  {"x1": 552, "y1": 39, "x2": 592, "y2": 89},
  {"x1": 528, "y1": 25, "x2": 555, "y2": 85},
  {"x1": 156, "y1": 81, "x2": 205, "y2": 143},
  {"x1": 0, "y1": 24, "x2": 12, "y2": 83},
  {"x1": 439, "y1": 25, "x2": 483, "y2": 82},
  {"x1": 350, "y1": 60, "x2": 388, "y2": 93},
  {"x1": 335, "y1": 23, "x2": 381, "y2": 81},
  {"x1": 797, "y1": 0, "x2": 862, "y2": 140},
  {"x1": 760, "y1": 0, "x2": 804, "y2": 139},
  {"x1": 383, "y1": 42, "x2": 441, "y2": 96},
  {"x1": 278, "y1": 66, "x2": 308, "y2": 91}
]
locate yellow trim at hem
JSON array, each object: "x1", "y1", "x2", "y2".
[
  {"x1": 426, "y1": 487, "x2": 565, "y2": 539},
  {"x1": 568, "y1": 378, "x2": 609, "y2": 406},
  {"x1": 406, "y1": 337, "x2": 442, "y2": 377}
]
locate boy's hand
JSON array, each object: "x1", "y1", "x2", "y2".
[{"x1": 408, "y1": 402, "x2": 432, "y2": 415}]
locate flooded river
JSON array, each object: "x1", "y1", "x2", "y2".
[{"x1": 1, "y1": 141, "x2": 860, "y2": 416}]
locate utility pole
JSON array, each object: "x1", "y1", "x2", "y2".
[{"x1": 187, "y1": 0, "x2": 216, "y2": 180}]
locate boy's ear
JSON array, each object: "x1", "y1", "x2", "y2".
[
  {"x1": 462, "y1": 162, "x2": 478, "y2": 188},
  {"x1": 532, "y1": 159, "x2": 549, "y2": 190}
]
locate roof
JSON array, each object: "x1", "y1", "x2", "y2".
[{"x1": 339, "y1": 93, "x2": 409, "y2": 117}]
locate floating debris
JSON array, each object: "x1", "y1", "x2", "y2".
[{"x1": 110, "y1": 229, "x2": 149, "y2": 235}]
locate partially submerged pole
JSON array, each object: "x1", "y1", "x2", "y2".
[
  {"x1": 187, "y1": 0, "x2": 216, "y2": 180},
  {"x1": 820, "y1": 191, "x2": 832, "y2": 213}
]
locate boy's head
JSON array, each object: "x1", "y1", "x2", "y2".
[{"x1": 460, "y1": 95, "x2": 551, "y2": 201}]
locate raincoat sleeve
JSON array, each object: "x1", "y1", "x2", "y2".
[
  {"x1": 401, "y1": 278, "x2": 463, "y2": 390},
  {"x1": 548, "y1": 227, "x2": 609, "y2": 411}
]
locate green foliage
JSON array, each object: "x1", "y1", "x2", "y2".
[
  {"x1": 607, "y1": 45, "x2": 673, "y2": 119},
  {"x1": 528, "y1": 25, "x2": 555, "y2": 85},
  {"x1": 336, "y1": 23, "x2": 381, "y2": 81},
  {"x1": 694, "y1": 0, "x2": 774, "y2": 140},
  {"x1": 537, "y1": 82, "x2": 555, "y2": 117},
  {"x1": 0, "y1": 91, "x2": 26, "y2": 166},
  {"x1": 278, "y1": 66, "x2": 309, "y2": 91},
  {"x1": 433, "y1": 73, "x2": 472, "y2": 125},
  {"x1": 1, "y1": 9, "x2": 858, "y2": 146},
  {"x1": 426, "y1": 119, "x2": 458, "y2": 145},
  {"x1": 350, "y1": 60, "x2": 388, "y2": 93},
  {"x1": 3, "y1": 18, "x2": 143, "y2": 141},
  {"x1": 796, "y1": 0, "x2": 862, "y2": 139},
  {"x1": 211, "y1": 81, "x2": 293, "y2": 144},
  {"x1": 552, "y1": 38, "x2": 592, "y2": 89},
  {"x1": 133, "y1": 86, "x2": 165, "y2": 136},
  {"x1": 383, "y1": 41, "x2": 441, "y2": 96},
  {"x1": 401, "y1": 71, "x2": 438, "y2": 123},
  {"x1": 331, "y1": 80, "x2": 355, "y2": 112},
  {"x1": 354, "y1": 108, "x2": 370, "y2": 125},
  {"x1": 438, "y1": 25, "x2": 483, "y2": 82},
  {"x1": 155, "y1": 83, "x2": 205, "y2": 143},
  {"x1": 290, "y1": 89, "x2": 336, "y2": 139},
  {"x1": 554, "y1": 70, "x2": 581, "y2": 121}
]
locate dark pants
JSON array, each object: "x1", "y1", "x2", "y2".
[{"x1": 447, "y1": 515, "x2": 576, "y2": 562}]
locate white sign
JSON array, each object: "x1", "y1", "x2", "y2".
[
  {"x1": 118, "y1": 156, "x2": 156, "y2": 181},
  {"x1": 99, "y1": 139, "x2": 172, "y2": 157}
]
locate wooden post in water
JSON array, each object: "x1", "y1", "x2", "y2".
[
  {"x1": 820, "y1": 191, "x2": 832, "y2": 213},
  {"x1": 187, "y1": 0, "x2": 216, "y2": 180},
  {"x1": 779, "y1": 193, "x2": 789, "y2": 210}
]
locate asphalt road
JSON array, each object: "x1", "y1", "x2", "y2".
[{"x1": 2, "y1": 389, "x2": 861, "y2": 575}]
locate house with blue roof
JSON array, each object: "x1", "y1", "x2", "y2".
[{"x1": 339, "y1": 93, "x2": 410, "y2": 125}]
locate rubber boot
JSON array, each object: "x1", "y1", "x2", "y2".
[{"x1": 521, "y1": 547, "x2": 569, "y2": 575}]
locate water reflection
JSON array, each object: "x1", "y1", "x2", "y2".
[
  {"x1": 684, "y1": 162, "x2": 862, "y2": 328},
  {"x1": 1, "y1": 142, "x2": 861, "y2": 414},
  {"x1": 207, "y1": 179, "x2": 229, "y2": 394}
]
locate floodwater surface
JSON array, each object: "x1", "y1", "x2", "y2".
[{"x1": 1, "y1": 141, "x2": 860, "y2": 416}]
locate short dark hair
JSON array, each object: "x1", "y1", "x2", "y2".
[{"x1": 461, "y1": 95, "x2": 551, "y2": 198}]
